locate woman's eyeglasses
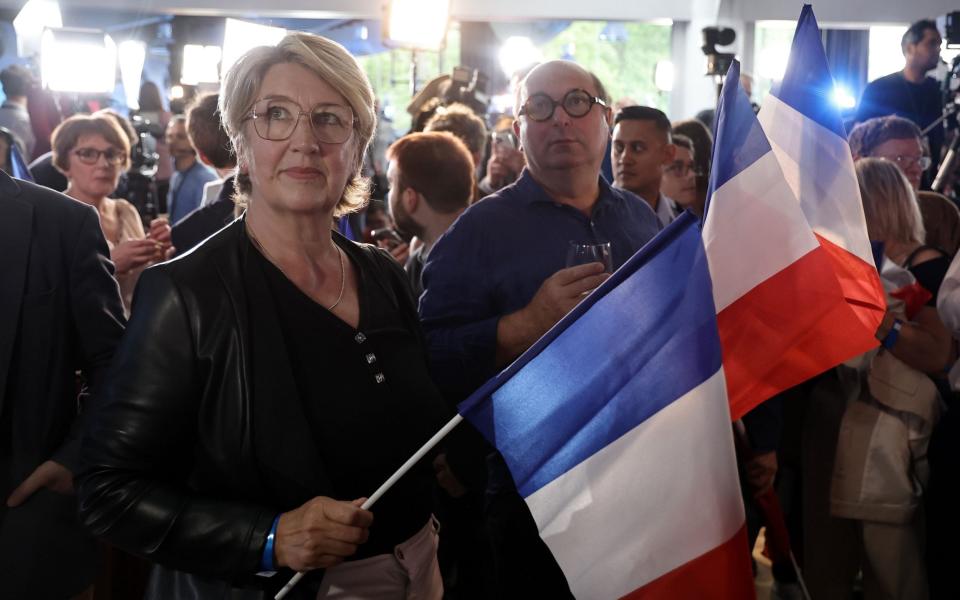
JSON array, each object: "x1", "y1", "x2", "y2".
[
  {"x1": 73, "y1": 147, "x2": 127, "y2": 166},
  {"x1": 249, "y1": 98, "x2": 356, "y2": 144}
]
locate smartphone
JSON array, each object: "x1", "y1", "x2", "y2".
[
  {"x1": 492, "y1": 131, "x2": 518, "y2": 154},
  {"x1": 371, "y1": 227, "x2": 403, "y2": 249}
]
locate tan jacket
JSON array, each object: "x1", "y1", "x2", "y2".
[{"x1": 830, "y1": 347, "x2": 941, "y2": 524}]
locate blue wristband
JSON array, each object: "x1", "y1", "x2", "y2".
[
  {"x1": 260, "y1": 515, "x2": 281, "y2": 572},
  {"x1": 882, "y1": 318, "x2": 903, "y2": 349}
]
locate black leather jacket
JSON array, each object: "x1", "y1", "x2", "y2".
[{"x1": 78, "y1": 218, "x2": 431, "y2": 596}]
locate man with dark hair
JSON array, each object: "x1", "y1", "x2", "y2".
[
  {"x1": 611, "y1": 106, "x2": 678, "y2": 225},
  {"x1": 0, "y1": 169, "x2": 125, "y2": 597},
  {"x1": 165, "y1": 115, "x2": 216, "y2": 225},
  {"x1": 386, "y1": 131, "x2": 474, "y2": 297},
  {"x1": 856, "y1": 19, "x2": 944, "y2": 177},
  {"x1": 186, "y1": 93, "x2": 236, "y2": 208},
  {"x1": 171, "y1": 94, "x2": 239, "y2": 255},
  {"x1": 420, "y1": 60, "x2": 659, "y2": 596},
  {"x1": 849, "y1": 115, "x2": 960, "y2": 256},
  {"x1": 0, "y1": 65, "x2": 36, "y2": 157}
]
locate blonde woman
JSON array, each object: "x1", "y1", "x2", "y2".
[
  {"x1": 859, "y1": 157, "x2": 953, "y2": 374},
  {"x1": 821, "y1": 157, "x2": 954, "y2": 599},
  {"x1": 79, "y1": 33, "x2": 448, "y2": 599}
]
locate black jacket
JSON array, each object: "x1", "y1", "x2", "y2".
[
  {"x1": 0, "y1": 170, "x2": 126, "y2": 598},
  {"x1": 170, "y1": 175, "x2": 237, "y2": 257},
  {"x1": 78, "y1": 218, "x2": 433, "y2": 597}
]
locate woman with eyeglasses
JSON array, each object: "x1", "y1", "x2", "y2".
[
  {"x1": 78, "y1": 33, "x2": 449, "y2": 599},
  {"x1": 660, "y1": 134, "x2": 702, "y2": 216},
  {"x1": 51, "y1": 114, "x2": 171, "y2": 313}
]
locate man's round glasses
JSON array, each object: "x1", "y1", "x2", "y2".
[
  {"x1": 249, "y1": 98, "x2": 356, "y2": 144},
  {"x1": 665, "y1": 161, "x2": 703, "y2": 177},
  {"x1": 73, "y1": 147, "x2": 126, "y2": 166},
  {"x1": 519, "y1": 89, "x2": 607, "y2": 122}
]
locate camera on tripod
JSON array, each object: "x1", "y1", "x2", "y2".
[
  {"x1": 702, "y1": 27, "x2": 736, "y2": 78},
  {"x1": 127, "y1": 114, "x2": 162, "y2": 221},
  {"x1": 407, "y1": 66, "x2": 490, "y2": 131}
]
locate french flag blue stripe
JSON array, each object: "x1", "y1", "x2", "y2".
[
  {"x1": 770, "y1": 4, "x2": 847, "y2": 139},
  {"x1": 705, "y1": 60, "x2": 771, "y2": 205},
  {"x1": 459, "y1": 213, "x2": 722, "y2": 498}
]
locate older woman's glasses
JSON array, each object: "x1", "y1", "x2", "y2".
[
  {"x1": 250, "y1": 98, "x2": 355, "y2": 144},
  {"x1": 519, "y1": 89, "x2": 607, "y2": 122},
  {"x1": 881, "y1": 154, "x2": 933, "y2": 171},
  {"x1": 74, "y1": 147, "x2": 126, "y2": 166}
]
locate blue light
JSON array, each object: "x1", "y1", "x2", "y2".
[{"x1": 831, "y1": 85, "x2": 856, "y2": 110}]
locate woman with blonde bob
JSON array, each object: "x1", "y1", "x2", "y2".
[
  {"x1": 79, "y1": 33, "x2": 449, "y2": 599},
  {"x1": 859, "y1": 156, "x2": 953, "y2": 375},
  {"x1": 819, "y1": 157, "x2": 954, "y2": 599},
  {"x1": 52, "y1": 114, "x2": 171, "y2": 312}
]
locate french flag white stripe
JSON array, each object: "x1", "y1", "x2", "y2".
[
  {"x1": 758, "y1": 94, "x2": 874, "y2": 266},
  {"x1": 703, "y1": 150, "x2": 820, "y2": 313},
  {"x1": 524, "y1": 369, "x2": 743, "y2": 599}
]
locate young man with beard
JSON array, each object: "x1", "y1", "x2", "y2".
[
  {"x1": 386, "y1": 131, "x2": 475, "y2": 297},
  {"x1": 856, "y1": 19, "x2": 945, "y2": 176}
]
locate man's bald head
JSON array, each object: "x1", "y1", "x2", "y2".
[
  {"x1": 511, "y1": 60, "x2": 612, "y2": 182},
  {"x1": 514, "y1": 60, "x2": 607, "y2": 118}
]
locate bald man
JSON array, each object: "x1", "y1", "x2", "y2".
[{"x1": 419, "y1": 60, "x2": 659, "y2": 596}]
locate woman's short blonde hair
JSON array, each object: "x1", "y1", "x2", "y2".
[
  {"x1": 219, "y1": 32, "x2": 376, "y2": 216},
  {"x1": 51, "y1": 114, "x2": 131, "y2": 173},
  {"x1": 855, "y1": 157, "x2": 925, "y2": 246}
]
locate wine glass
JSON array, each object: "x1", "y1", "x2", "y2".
[{"x1": 566, "y1": 241, "x2": 612, "y2": 273}]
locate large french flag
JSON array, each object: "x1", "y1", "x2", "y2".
[
  {"x1": 459, "y1": 213, "x2": 755, "y2": 598},
  {"x1": 703, "y1": 55, "x2": 882, "y2": 420},
  {"x1": 757, "y1": 7, "x2": 885, "y2": 362}
]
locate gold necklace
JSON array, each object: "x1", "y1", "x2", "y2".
[{"x1": 246, "y1": 224, "x2": 346, "y2": 311}]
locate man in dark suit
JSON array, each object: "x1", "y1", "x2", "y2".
[{"x1": 0, "y1": 169, "x2": 125, "y2": 597}]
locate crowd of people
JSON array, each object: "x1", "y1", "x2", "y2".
[{"x1": 1, "y1": 15, "x2": 959, "y2": 600}]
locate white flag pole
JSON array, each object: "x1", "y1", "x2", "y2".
[{"x1": 274, "y1": 414, "x2": 465, "y2": 599}]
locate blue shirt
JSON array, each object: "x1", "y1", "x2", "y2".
[
  {"x1": 168, "y1": 161, "x2": 217, "y2": 225},
  {"x1": 420, "y1": 168, "x2": 661, "y2": 401}
]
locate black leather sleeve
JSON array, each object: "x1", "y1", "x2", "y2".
[
  {"x1": 52, "y1": 205, "x2": 126, "y2": 474},
  {"x1": 78, "y1": 266, "x2": 276, "y2": 584}
]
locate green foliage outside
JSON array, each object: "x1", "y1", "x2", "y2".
[
  {"x1": 540, "y1": 21, "x2": 672, "y2": 111},
  {"x1": 358, "y1": 21, "x2": 672, "y2": 137},
  {"x1": 752, "y1": 23, "x2": 796, "y2": 103},
  {"x1": 357, "y1": 25, "x2": 462, "y2": 135}
]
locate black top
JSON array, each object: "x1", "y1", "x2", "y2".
[
  {"x1": 905, "y1": 244, "x2": 951, "y2": 305},
  {"x1": 251, "y1": 234, "x2": 448, "y2": 559},
  {"x1": 909, "y1": 257, "x2": 951, "y2": 306}
]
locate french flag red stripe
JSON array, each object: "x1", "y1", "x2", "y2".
[
  {"x1": 622, "y1": 525, "x2": 755, "y2": 600},
  {"x1": 718, "y1": 240, "x2": 882, "y2": 420}
]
